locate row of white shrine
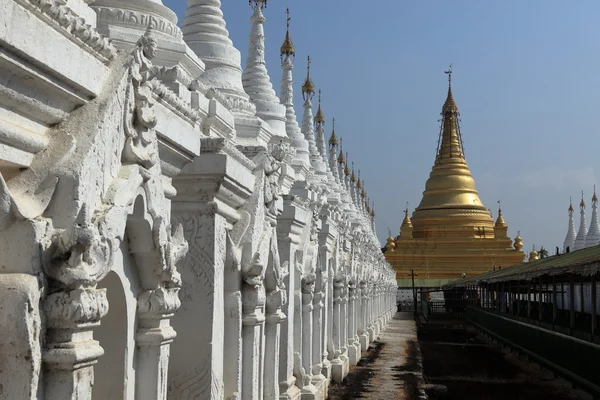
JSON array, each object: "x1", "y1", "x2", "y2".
[{"x1": 0, "y1": 0, "x2": 397, "y2": 399}]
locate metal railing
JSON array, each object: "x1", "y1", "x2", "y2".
[{"x1": 465, "y1": 306, "x2": 600, "y2": 398}]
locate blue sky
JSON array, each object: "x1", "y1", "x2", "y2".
[{"x1": 165, "y1": 0, "x2": 600, "y2": 252}]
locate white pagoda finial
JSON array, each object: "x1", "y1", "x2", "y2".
[
  {"x1": 300, "y1": 57, "x2": 325, "y2": 176},
  {"x1": 182, "y1": 0, "x2": 255, "y2": 117},
  {"x1": 242, "y1": 4, "x2": 286, "y2": 138},
  {"x1": 574, "y1": 191, "x2": 588, "y2": 250},
  {"x1": 563, "y1": 197, "x2": 576, "y2": 252},
  {"x1": 279, "y1": 8, "x2": 309, "y2": 173},
  {"x1": 586, "y1": 186, "x2": 600, "y2": 247}
]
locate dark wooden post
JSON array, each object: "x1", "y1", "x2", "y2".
[
  {"x1": 591, "y1": 275, "x2": 597, "y2": 341},
  {"x1": 569, "y1": 275, "x2": 575, "y2": 335},
  {"x1": 409, "y1": 270, "x2": 418, "y2": 317},
  {"x1": 580, "y1": 280, "x2": 585, "y2": 313},
  {"x1": 516, "y1": 282, "x2": 521, "y2": 317},
  {"x1": 527, "y1": 283, "x2": 532, "y2": 319},
  {"x1": 538, "y1": 278, "x2": 543, "y2": 324},
  {"x1": 552, "y1": 276, "x2": 557, "y2": 330}
]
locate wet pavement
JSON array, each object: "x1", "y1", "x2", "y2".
[{"x1": 328, "y1": 312, "x2": 427, "y2": 400}]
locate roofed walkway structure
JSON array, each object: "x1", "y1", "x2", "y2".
[{"x1": 444, "y1": 245, "x2": 600, "y2": 397}]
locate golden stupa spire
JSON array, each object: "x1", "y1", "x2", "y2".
[
  {"x1": 280, "y1": 8, "x2": 295, "y2": 59},
  {"x1": 314, "y1": 89, "x2": 325, "y2": 123},
  {"x1": 568, "y1": 196, "x2": 574, "y2": 213},
  {"x1": 301, "y1": 56, "x2": 315, "y2": 100},
  {"x1": 356, "y1": 170, "x2": 362, "y2": 189},
  {"x1": 337, "y1": 137, "x2": 345, "y2": 164},
  {"x1": 495, "y1": 200, "x2": 507, "y2": 227},
  {"x1": 329, "y1": 118, "x2": 338, "y2": 147},
  {"x1": 344, "y1": 153, "x2": 350, "y2": 176},
  {"x1": 411, "y1": 65, "x2": 493, "y2": 239},
  {"x1": 402, "y1": 202, "x2": 413, "y2": 228},
  {"x1": 351, "y1": 161, "x2": 356, "y2": 183},
  {"x1": 370, "y1": 200, "x2": 376, "y2": 217},
  {"x1": 580, "y1": 190, "x2": 586, "y2": 209},
  {"x1": 437, "y1": 63, "x2": 464, "y2": 160},
  {"x1": 386, "y1": 229, "x2": 396, "y2": 252},
  {"x1": 593, "y1": 185, "x2": 598, "y2": 203}
]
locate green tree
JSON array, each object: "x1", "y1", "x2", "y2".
[{"x1": 539, "y1": 246, "x2": 549, "y2": 259}]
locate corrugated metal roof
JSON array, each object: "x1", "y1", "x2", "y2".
[{"x1": 445, "y1": 245, "x2": 600, "y2": 287}]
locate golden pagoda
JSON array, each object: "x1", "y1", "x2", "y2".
[{"x1": 386, "y1": 66, "x2": 526, "y2": 288}]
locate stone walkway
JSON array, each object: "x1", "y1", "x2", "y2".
[{"x1": 328, "y1": 312, "x2": 428, "y2": 399}]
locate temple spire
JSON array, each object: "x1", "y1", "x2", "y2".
[
  {"x1": 437, "y1": 64, "x2": 464, "y2": 160},
  {"x1": 574, "y1": 191, "x2": 588, "y2": 250},
  {"x1": 411, "y1": 66, "x2": 494, "y2": 240},
  {"x1": 314, "y1": 90, "x2": 335, "y2": 183},
  {"x1": 563, "y1": 197, "x2": 576, "y2": 252},
  {"x1": 182, "y1": 0, "x2": 255, "y2": 119},
  {"x1": 301, "y1": 56, "x2": 325, "y2": 177},
  {"x1": 242, "y1": 1, "x2": 286, "y2": 138},
  {"x1": 495, "y1": 200, "x2": 506, "y2": 227},
  {"x1": 279, "y1": 8, "x2": 309, "y2": 170},
  {"x1": 280, "y1": 7, "x2": 294, "y2": 59},
  {"x1": 586, "y1": 186, "x2": 600, "y2": 247}
]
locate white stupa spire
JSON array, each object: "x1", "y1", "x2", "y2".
[
  {"x1": 563, "y1": 197, "x2": 576, "y2": 252},
  {"x1": 586, "y1": 186, "x2": 600, "y2": 247},
  {"x1": 314, "y1": 91, "x2": 336, "y2": 184},
  {"x1": 301, "y1": 57, "x2": 326, "y2": 177},
  {"x1": 182, "y1": 0, "x2": 255, "y2": 117},
  {"x1": 574, "y1": 191, "x2": 588, "y2": 250},
  {"x1": 279, "y1": 9, "x2": 309, "y2": 170},
  {"x1": 327, "y1": 120, "x2": 345, "y2": 193},
  {"x1": 242, "y1": 2, "x2": 286, "y2": 138}
]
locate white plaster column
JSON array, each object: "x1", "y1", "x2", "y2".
[
  {"x1": 368, "y1": 283, "x2": 376, "y2": 343},
  {"x1": 358, "y1": 280, "x2": 370, "y2": 350},
  {"x1": 302, "y1": 275, "x2": 315, "y2": 372},
  {"x1": 347, "y1": 279, "x2": 360, "y2": 365},
  {"x1": 310, "y1": 268, "x2": 327, "y2": 396},
  {"x1": 277, "y1": 196, "x2": 307, "y2": 400},
  {"x1": 242, "y1": 255, "x2": 267, "y2": 400},
  {"x1": 330, "y1": 273, "x2": 345, "y2": 383},
  {"x1": 340, "y1": 280, "x2": 350, "y2": 366},
  {"x1": 264, "y1": 222, "x2": 287, "y2": 400},
  {"x1": 318, "y1": 211, "x2": 337, "y2": 386},
  {"x1": 170, "y1": 138, "x2": 255, "y2": 400},
  {"x1": 43, "y1": 288, "x2": 108, "y2": 400},
  {"x1": 299, "y1": 273, "x2": 319, "y2": 397},
  {"x1": 136, "y1": 289, "x2": 180, "y2": 400}
]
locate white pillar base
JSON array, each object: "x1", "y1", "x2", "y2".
[
  {"x1": 310, "y1": 373, "x2": 327, "y2": 399},
  {"x1": 280, "y1": 376, "x2": 302, "y2": 399},
  {"x1": 330, "y1": 356, "x2": 349, "y2": 384},
  {"x1": 359, "y1": 332, "x2": 369, "y2": 352},
  {"x1": 347, "y1": 340, "x2": 361, "y2": 366},
  {"x1": 300, "y1": 383, "x2": 319, "y2": 400}
]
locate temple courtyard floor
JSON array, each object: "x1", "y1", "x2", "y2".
[
  {"x1": 328, "y1": 312, "x2": 427, "y2": 399},
  {"x1": 328, "y1": 313, "x2": 592, "y2": 399}
]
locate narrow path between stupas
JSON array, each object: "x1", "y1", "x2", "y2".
[{"x1": 328, "y1": 312, "x2": 428, "y2": 399}]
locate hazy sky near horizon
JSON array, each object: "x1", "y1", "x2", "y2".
[{"x1": 165, "y1": 0, "x2": 600, "y2": 252}]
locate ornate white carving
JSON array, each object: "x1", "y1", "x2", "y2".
[
  {"x1": 94, "y1": 7, "x2": 183, "y2": 39},
  {"x1": 124, "y1": 28, "x2": 200, "y2": 168},
  {"x1": 21, "y1": 0, "x2": 116, "y2": 60},
  {"x1": 0, "y1": 174, "x2": 57, "y2": 231},
  {"x1": 44, "y1": 287, "x2": 109, "y2": 328},
  {"x1": 45, "y1": 204, "x2": 120, "y2": 289},
  {"x1": 138, "y1": 287, "x2": 181, "y2": 316}
]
